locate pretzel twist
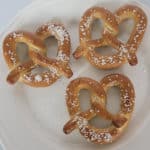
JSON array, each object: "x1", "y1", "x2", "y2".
[
  {"x1": 3, "y1": 23, "x2": 73, "y2": 87},
  {"x1": 73, "y1": 5, "x2": 147, "y2": 69},
  {"x1": 63, "y1": 74, "x2": 135, "y2": 144}
]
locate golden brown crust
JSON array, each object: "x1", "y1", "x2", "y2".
[
  {"x1": 73, "y1": 5, "x2": 147, "y2": 69},
  {"x1": 3, "y1": 23, "x2": 73, "y2": 87},
  {"x1": 63, "y1": 74, "x2": 135, "y2": 144}
]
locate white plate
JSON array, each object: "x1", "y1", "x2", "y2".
[{"x1": 0, "y1": 0, "x2": 150, "y2": 150}]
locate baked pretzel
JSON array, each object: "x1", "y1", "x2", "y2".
[
  {"x1": 3, "y1": 23, "x2": 73, "y2": 87},
  {"x1": 63, "y1": 74, "x2": 135, "y2": 144},
  {"x1": 73, "y1": 5, "x2": 147, "y2": 69}
]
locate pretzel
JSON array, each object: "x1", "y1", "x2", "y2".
[
  {"x1": 73, "y1": 5, "x2": 147, "y2": 69},
  {"x1": 3, "y1": 23, "x2": 73, "y2": 87},
  {"x1": 63, "y1": 74, "x2": 135, "y2": 144}
]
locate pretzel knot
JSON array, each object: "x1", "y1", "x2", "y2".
[
  {"x1": 3, "y1": 23, "x2": 73, "y2": 87},
  {"x1": 63, "y1": 74, "x2": 135, "y2": 144},
  {"x1": 73, "y1": 5, "x2": 147, "y2": 69}
]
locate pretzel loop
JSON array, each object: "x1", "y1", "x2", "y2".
[
  {"x1": 32, "y1": 23, "x2": 73, "y2": 78},
  {"x1": 114, "y1": 5, "x2": 147, "y2": 65},
  {"x1": 63, "y1": 74, "x2": 135, "y2": 144}
]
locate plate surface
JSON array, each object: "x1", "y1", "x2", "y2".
[{"x1": 0, "y1": 0, "x2": 150, "y2": 150}]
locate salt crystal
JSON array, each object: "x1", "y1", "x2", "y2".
[
  {"x1": 47, "y1": 24, "x2": 69, "y2": 45},
  {"x1": 34, "y1": 75, "x2": 42, "y2": 82},
  {"x1": 133, "y1": 9, "x2": 136, "y2": 13},
  {"x1": 12, "y1": 32, "x2": 23, "y2": 38},
  {"x1": 83, "y1": 16, "x2": 92, "y2": 28},
  {"x1": 101, "y1": 59, "x2": 106, "y2": 65},
  {"x1": 49, "y1": 67, "x2": 58, "y2": 77},
  {"x1": 104, "y1": 133, "x2": 112, "y2": 142},
  {"x1": 5, "y1": 43, "x2": 10, "y2": 47},
  {"x1": 24, "y1": 74, "x2": 32, "y2": 81},
  {"x1": 57, "y1": 51, "x2": 69, "y2": 62},
  {"x1": 120, "y1": 45, "x2": 128, "y2": 53}
]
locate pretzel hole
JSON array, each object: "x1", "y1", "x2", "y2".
[
  {"x1": 79, "y1": 89, "x2": 91, "y2": 111},
  {"x1": 89, "y1": 116, "x2": 112, "y2": 128},
  {"x1": 44, "y1": 36, "x2": 58, "y2": 58},
  {"x1": 31, "y1": 66, "x2": 49, "y2": 74},
  {"x1": 16, "y1": 42, "x2": 30, "y2": 62},
  {"x1": 106, "y1": 87, "x2": 121, "y2": 114},
  {"x1": 117, "y1": 19, "x2": 134, "y2": 42},
  {"x1": 91, "y1": 19, "x2": 103, "y2": 39},
  {"x1": 95, "y1": 46, "x2": 117, "y2": 55}
]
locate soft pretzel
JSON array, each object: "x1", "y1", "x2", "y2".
[
  {"x1": 73, "y1": 5, "x2": 147, "y2": 69},
  {"x1": 3, "y1": 23, "x2": 73, "y2": 87},
  {"x1": 63, "y1": 74, "x2": 135, "y2": 144}
]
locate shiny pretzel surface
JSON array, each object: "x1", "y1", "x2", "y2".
[{"x1": 63, "y1": 74, "x2": 135, "y2": 144}]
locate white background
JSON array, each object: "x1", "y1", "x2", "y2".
[{"x1": 0, "y1": 0, "x2": 150, "y2": 149}]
